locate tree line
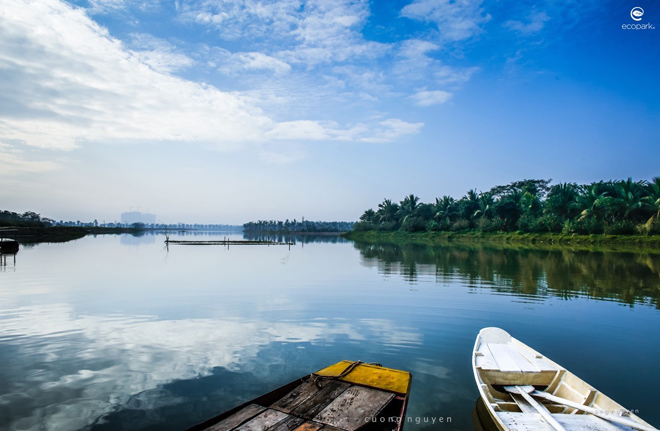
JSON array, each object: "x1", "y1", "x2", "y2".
[
  {"x1": 243, "y1": 219, "x2": 355, "y2": 233},
  {"x1": 0, "y1": 210, "x2": 55, "y2": 227},
  {"x1": 355, "y1": 178, "x2": 660, "y2": 235}
]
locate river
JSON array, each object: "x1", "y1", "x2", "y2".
[{"x1": 1, "y1": 232, "x2": 658, "y2": 430}]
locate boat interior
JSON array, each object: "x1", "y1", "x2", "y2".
[
  {"x1": 473, "y1": 328, "x2": 655, "y2": 431},
  {"x1": 186, "y1": 361, "x2": 411, "y2": 431}
]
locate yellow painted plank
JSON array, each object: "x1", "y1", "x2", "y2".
[{"x1": 314, "y1": 361, "x2": 411, "y2": 395}]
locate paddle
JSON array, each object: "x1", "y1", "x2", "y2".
[
  {"x1": 504, "y1": 385, "x2": 659, "y2": 431},
  {"x1": 505, "y1": 386, "x2": 566, "y2": 431}
]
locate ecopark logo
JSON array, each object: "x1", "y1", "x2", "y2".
[{"x1": 622, "y1": 6, "x2": 655, "y2": 30}]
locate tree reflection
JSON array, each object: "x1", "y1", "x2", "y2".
[{"x1": 353, "y1": 241, "x2": 660, "y2": 308}]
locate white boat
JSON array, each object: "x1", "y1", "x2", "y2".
[{"x1": 472, "y1": 327, "x2": 658, "y2": 431}]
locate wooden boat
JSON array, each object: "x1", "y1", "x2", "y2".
[
  {"x1": 186, "y1": 361, "x2": 412, "y2": 431},
  {"x1": 473, "y1": 327, "x2": 659, "y2": 431}
]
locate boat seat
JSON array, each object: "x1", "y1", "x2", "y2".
[
  {"x1": 488, "y1": 343, "x2": 540, "y2": 373},
  {"x1": 477, "y1": 342, "x2": 560, "y2": 373}
]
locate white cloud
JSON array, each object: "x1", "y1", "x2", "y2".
[
  {"x1": 361, "y1": 119, "x2": 424, "y2": 143},
  {"x1": 0, "y1": 142, "x2": 59, "y2": 175},
  {"x1": 401, "y1": 0, "x2": 491, "y2": 42},
  {"x1": 88, "y1": 0, "x2": 161, "y2": 14},
  {"x1": 128, "y1": 33, "x2": 195, "y2": 73},
  {"x1": 504, "y1": 11, "x2": 550, "y2": 35},
  {"x1": 267, "y1": 120, "x2": 334, "y2": 141},
  {"x1": 180, "y1": 0, "x2": 388, "y2": 67},
  {"x1": 0, "y1": 0, "x2": 420, "y2": 167},
  {"x1": 434, "y1": 65, "x2": 479, "y2": 86},
  {"x1": 0, "y1": 0, "x2": 272, "y2": 150},
  {"x1": 411, "y1": 90, "x2": 452, "y2": 106},
  {"x1": 217, "y1": 51, "x2": 292, "y2": 75}
]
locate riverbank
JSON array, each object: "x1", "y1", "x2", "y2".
[
  {"x1": 342, "y1": 230, "x2": 660, "y2": 252},
  {"x1": 3, "y1": 226, "x2": 145, "y2": 244}
]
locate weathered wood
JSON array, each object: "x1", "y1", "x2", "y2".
[
  {"x1": 510, "y1": 393, "x2": 538, "y2": 414},
  {"x1": 271, "y1": 381, "x2": 322, "y2": 413},
  {"x1": 313, "y1": 386, "x2": 395, "y2": 431},
  {"x1": 287, "y1": 381, "x2": 351, "y2": 420},
  {"x1": 515, "y1": 388, "x2": 566, "y2": 431},
  {"x1": 498, "y1": 412, "x2": 642, "y2": 431},
  {"x1": 532, "y1": 391, "x2": 658, "y2": 431},
  {"x1": 292, "y1": 422, "x2": 324, "y2": 431},
  {"x1": 266, "y1": 415, "x2": 306, "y2": 431},
  {"x1": 233, "y1": 409, "x2": 289, "y2": 431},
  {"x1": 165, "y1": 240, "x2": 293, "y2": 246},
  {"x1": 205, "y1": 404, "x2": 266, "y2": 431}
]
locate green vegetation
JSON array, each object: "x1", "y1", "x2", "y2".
[
  {"x1": 0, "y1": 210, "x2": 55, "y2": 227},
  {"x1": 353, "y1": 178, "x2": 660, "y2": 237},
  {"x1": 243, "y1": 219, "x2": 354, "y2": 233},
  {"x1": 1, "y1": 210, "x2": 145, "y2": 243},
  {"x1": 343, "y1": 230, "x2": 660, "y2": 252}
]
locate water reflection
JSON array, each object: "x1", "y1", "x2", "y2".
[
  {"x1": 1, "y1": 251, "x2": 17, "y2": 270},
  {"x1": 353, "y1": 242, "x2": 660, "y2": 307},
  {"x1": 243, "y1": 232, "x2": 350, "y2": 244},
  {"x1": 0, "y1": 303, "x2": 421, "y2": 431},
  {"x1": 119, "y1": 233, "x2": 156, "y2": 246}
]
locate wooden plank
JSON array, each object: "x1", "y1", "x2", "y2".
[
  {"x1": 510, "y1": 393, "x2": 538, "y2": 414},
  {"x1": 292, "y1": 422, "x2": 324, "y2": 431},
  {"x1": 271, "y1": 381, "x2": 323, "y2": 413},
  {"x1": 266, "y1": 415, "x2": 306, "y2": 431},
  {"x1": 514, "y1": 343, "x2": 562, "y2": 372},
  {"x1": 475, "y1": 343, "x2": 499, "y2": 371},
  {"x1": 205, "y1": 404, "x2": 267, "y2": 431},
  {"x1": 234, "y1": 409, "x2": 289, "y2": 431},
  {"x1": 516, "y1": 389, "x2": 566, "y2": 431},
  {"x1": 488, "y1": 343, "x2": 539, "y2": 373},
  {"x1": 532, "y1": 391, "x2": 658, "y2": 431},
  {"x1": 288, "y1": 381, "x2": 351, "y2": 420},
  {"x1": 313, "y1": 386, "x2": 395, "y2": 431},
  {"x1": 498, "y1": 412, "x2": 642, "y2": 431}
]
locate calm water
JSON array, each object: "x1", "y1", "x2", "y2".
[{"x1": 1, "y1": 233, "x2": 659, "y2": 431}]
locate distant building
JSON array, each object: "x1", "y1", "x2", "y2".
[{"x1": 121, "y1": 211, "x2": 156, "y2": 224}]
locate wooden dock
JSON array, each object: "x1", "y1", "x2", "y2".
[{"x1": 165, "y1": 237, "x2": 294, "y2": 248}]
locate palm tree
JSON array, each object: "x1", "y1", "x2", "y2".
[
  {"x1": 473, "y1": 193, "x2": 494, "y2": 219},
  {"x1": 643, "y1": 177, "x2": 660, "y2": 226},
  {"x1": 397, "y1": 194, "x2": 420, "y2": 224},
  {"x1": 376, "y1": 199, "x2": 399, "y2": 224},
  {"x1": 434, "y1": 196, "x2": 456, "y2": 223},
  {"x1": 573, "y1": 183, "x2": 609, "y2": 220},
  {"x1": 614, "y1": 178, "x2": 646, "y2": 221},
  {"x1": 359, "y1": 209, "x2": 376, "y2": 224},
  {"x1": 545, "y1": 182, "x2": 579, "y2": 219}
]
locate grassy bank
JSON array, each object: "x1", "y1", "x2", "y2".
[{"x1": 342, "y1": 230, "x2": 660, "y2": 252}]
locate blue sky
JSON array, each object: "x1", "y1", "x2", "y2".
[{"x1": 1, "y1": 0, "x2": 658, "y2": 224}]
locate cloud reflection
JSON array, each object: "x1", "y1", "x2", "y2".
[{"x1": 0, "y1": 304, "x2": 421, "y2": 431}]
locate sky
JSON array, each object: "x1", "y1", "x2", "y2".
[{"x1": 1, "y1": 0, "x2": 658, "y2": 224}]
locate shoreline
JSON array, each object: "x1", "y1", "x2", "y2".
[
  {"x1": 3, "y1": 226, "x2": 145, "y2": 244},
  {"x1": 341, "y1": 230, "x2": 660, "y2": 252}
]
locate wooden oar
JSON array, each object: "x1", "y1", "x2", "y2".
[
  {"x1": 505, "y1": 386, "x2": 566, "y2": 431},
  {"x1": 530, "y1": 390, "x2": 659, "y2": 431}
]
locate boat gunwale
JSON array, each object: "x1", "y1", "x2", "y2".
[{"x1": 472, "y1": 327, "x2": 657, "y2": 431}]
